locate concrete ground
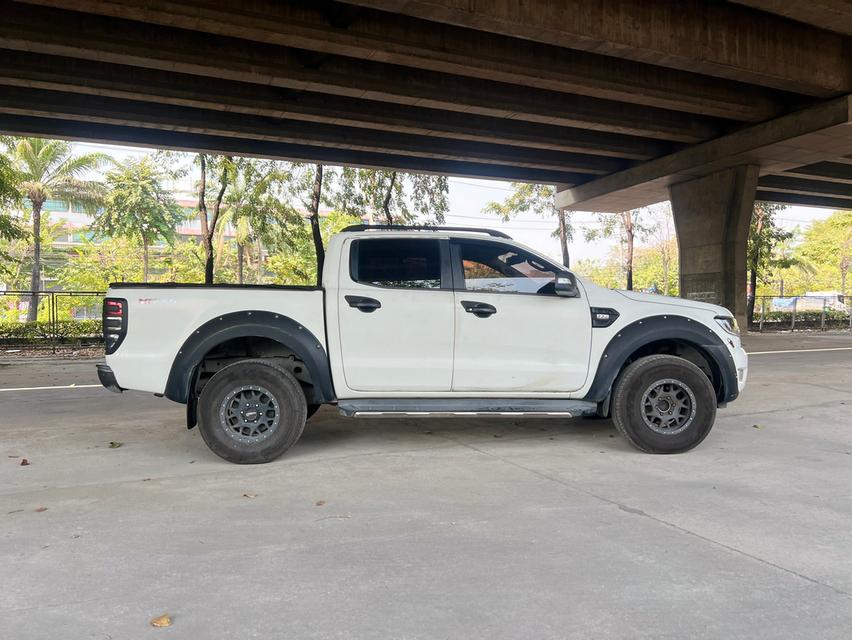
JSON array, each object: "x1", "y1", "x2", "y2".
[{"x1": 1, "y1": 333, "x2": 851, "y2": 639}]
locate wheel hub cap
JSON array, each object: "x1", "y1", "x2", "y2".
[
  {"x1": 640, "y1": 379, "x2": 696, "y2": 435},
  {"x1": 219, "y1": 385, "x2": 280, "y2": 443}
]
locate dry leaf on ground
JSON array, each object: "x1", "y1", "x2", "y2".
[
  {"x1": 19, "y1": 458, "x2": 29, "y2": 466},
  {"x1": 150, "y1": 614, "x2": 171, "y2": 628},
  {"x1": 315, "y1": 500, "x2": 326, "y2": 507},
  {"x1": 108, "y1": 442, "x2": 123, "y2": 448},
  {"x1": 34, "y1": 507, "x2": 47, "y2": 513},
  {"x1": 242, "y1": 492, "x2": 257, "y2": 499}
]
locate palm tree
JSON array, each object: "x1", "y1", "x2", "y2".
[{"x1": 10, "y1": 138, "x2": 108, "y2": 320}]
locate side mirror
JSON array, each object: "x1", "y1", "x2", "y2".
[{"x1": 554, "y1": 274, "x2": 580, "y2": 298}]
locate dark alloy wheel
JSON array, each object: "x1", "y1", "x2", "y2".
[
  {"x1": 198, "y1": 359, "x2": 307, "y2": 464},
  {"x1": 611, "y1": 354, "x2": 716, "y2": 454}
]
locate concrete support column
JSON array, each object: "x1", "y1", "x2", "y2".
[{"x1": 668, "y1": 165, "x2": 758, "y2": 326}]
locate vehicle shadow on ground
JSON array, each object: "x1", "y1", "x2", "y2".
[{"x1": 290, "y1": 409, "x2": 625, "y2": 459}]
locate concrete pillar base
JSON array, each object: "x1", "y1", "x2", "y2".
[{"x1": 668, "y1": 165, "x2": 758, "y2": 327}]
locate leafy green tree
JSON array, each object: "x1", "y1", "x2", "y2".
[
  {"x1": 796, "y1": 210, "x2": 852, "y2": 299},
  {"x1": 266, "y1": 209, "x2": 362, "y2": 286},
  {"x1": 482, "y1": 183, "x2": 572, "y2": 267},
  {"x1": 584, "y1": 209, "x2": 650, "y2": 290},
  {"x1": 8, "y1": 138, "x2": 108, "y2": 320},
  {"x1": 746, "y1": 202, "x2": 791, "y2": 326},
  {"x1": 91, "y1": 157, "x2": 183, "y2": 282},
  {"x1": 57, "y1": 237, "x2": 143, "y2": 291},
  {"x1": 224, "y1": 159, "x2": 303, "y2": 284},
  {"x1": 0, "y1": 142, "x2": 25, "y2": 243},
  {"x1": 334, "y1": 168, "x2": 448, "y2": 227},
  {"x1": 195, "y1": 154, "x2": 237, "y2": 284}
]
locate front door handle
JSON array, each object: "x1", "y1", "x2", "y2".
[
  {"x1": 345, "y1": 295, "x2": 382, "y2": 313},
  {"x1": 461, "y1": 300, "x2": 497, "y2": 318}
]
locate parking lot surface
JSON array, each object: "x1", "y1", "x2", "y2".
[{"x1": 2, "y1": 334, "x2": 852, "y2": 639}]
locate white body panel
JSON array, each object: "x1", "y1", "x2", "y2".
[
  {"x1": 106, "y1": 229, "x2": 747, "y2": 403},
  {"x1": 335, "y1": 236, "x2": 454, "y2": 390},
  {"x1": 451, "y1": 289, "x2": 591, "y2": 392},
  {"x1": 106, "y1": 286, "x2": 325, "y2": 395}
]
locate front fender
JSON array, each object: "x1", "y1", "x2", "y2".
[{"x1": 582, "y1": 315, "x2": 738, "y2": 405}]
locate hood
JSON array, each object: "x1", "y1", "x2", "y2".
[
  {"x1": 615, "y1": 289, "x2": 731, "y2": 316},
  {"x1": 577, "y1": 277, "x2": 732, "y2": 317}
]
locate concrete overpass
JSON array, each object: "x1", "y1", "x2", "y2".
[{"x1": 1, "y1": 0, "x2": 851, "y2": 321}]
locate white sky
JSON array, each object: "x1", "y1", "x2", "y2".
[{"x1": 72, "y1": 141, "x2": 837, "y2": 264}]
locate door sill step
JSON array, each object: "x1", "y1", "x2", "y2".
[{"x1": 338, "y1": 398, "x2": 597, "y2": 418}]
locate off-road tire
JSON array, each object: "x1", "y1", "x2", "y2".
[
  {"x1": 611, "y1": 354, "x2": 716, "y2": 454},
  {"x1": 198, "y1": 359, "x2": 307, "y2": 464}
]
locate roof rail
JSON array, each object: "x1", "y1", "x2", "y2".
[{"x1": 340, "y1": 224, "x2": 512, "y2": 239}]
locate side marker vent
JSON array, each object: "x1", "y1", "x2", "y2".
[{"x1": 590, "y1": 307, "x2": 619, "y2": 328}]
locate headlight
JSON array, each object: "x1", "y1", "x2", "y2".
[{"x1": 714, "y1": 315, "x2": 740, "y2": 336}]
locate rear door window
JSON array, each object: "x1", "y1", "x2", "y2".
[{"x1": 351, "y1": 238, "x2": 443, "y2": 289}]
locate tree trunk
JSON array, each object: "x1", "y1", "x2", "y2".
[
  {"x1": 747, "y1": 209, "x2": 765, "y2": 328},
  {"x1": 382, "y1": 172, "x2": 397, "y2": 225},
  {"x1": 142, "y1": 240, "x2": 149, "y2": 283},
  {"x1": 237, "y1": 242, "x2": 244, "y2": 285},
  {"x1": 26, "y1": 199, "x2": 43, "y2": 322},
  {"x1": 197, "y1": 155, "x2": 213, "y2": 284},
  {"x1": 747, "y1": 265, "x2": 758, "y2": 327},
  {"x1": 624, "y1": 212, "x2": 635, "y2": 291},
  {"x1": 309, "y1": 164, "x2": 325, "y2": 286},
  {"x1": 556, "y1": 209, "x2": 570, "y2": 268},
  {"x1": 256, "y1": 238, "x2": 263, "y2": 284}
]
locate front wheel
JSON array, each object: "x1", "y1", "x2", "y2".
[
  {"x1": 197, "y1": 359, "x2": 307, "y2": 464},
  {"x1": 611, "y1": 355, "x2": 716, "y2": 454}
]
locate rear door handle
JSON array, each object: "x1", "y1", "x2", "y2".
[
  {"x1": 461, "y1": 300, "x2": 497, "y2": 318},
  {"x1": 345, "y1": 295, "x2": 382, "y2": 313}
]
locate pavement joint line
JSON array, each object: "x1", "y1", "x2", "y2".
[
  {"x1": 748, "y1": 346, "x2": 852, "y2": 355},
  {"x1": 0, "y1": 384, "x2": 102, "y2": 392},
  {"x1": 438, "y1": 433, "x2": 852, "y2": 601}
]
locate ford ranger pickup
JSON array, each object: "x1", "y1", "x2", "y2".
[{"x1": 97, "y1": 225, "x2": 748, "y2": 463}]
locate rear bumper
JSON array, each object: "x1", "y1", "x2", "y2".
[{"x1": 96, "y1": 364, "x2": 124, "y2": 393}]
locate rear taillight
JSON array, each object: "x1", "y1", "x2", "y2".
[{"x1": 103, "y1": 297, "x2": 127, "y2": 354}]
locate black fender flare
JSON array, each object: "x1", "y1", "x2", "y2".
[
  {"x1": 164, "y1": 310, "x2": 335, "y2": 406},
  {"x1": 581, "y1": 315, "x2": 739, "y2": 405}
]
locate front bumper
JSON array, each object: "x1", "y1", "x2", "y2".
[
  {"x1": 732, "y1": 346, "x2": 748, "y2": 392},
  {"x1": 96, "y1": 363, "x2": 124, "y2": 393}
]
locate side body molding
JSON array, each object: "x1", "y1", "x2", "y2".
[
  {"x1": 164, "y1": 310, "x2": 335, "y2": 405},
  {"x1": 582, "y1": 315, "x2": 739, "y2": 405}
]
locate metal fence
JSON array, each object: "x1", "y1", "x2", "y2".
[
  {"x1": 752, "y1": 295, "x2": 852, "y2": 332},
  {"x1": 0, "y1": 290, "x2": 105, "y2": 350}
]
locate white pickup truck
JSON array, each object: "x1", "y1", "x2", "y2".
[{"x1": 98, "y1": 225, "x2": 748, "y2": 463}]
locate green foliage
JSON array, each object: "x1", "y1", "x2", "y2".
[
  {"x1": 573, "y1": 257, "x2": 622, "y2": 289},
  {"x1": 632, "y1": 244, "x2": 680, "y2": 296},
  {"x1": 795, "y1": 210, "x2": 852, "y2": 295},
  {"x1": 266, "y1": 209, "x2": 361, "y2": 285},
  {"x1": 57, "y1": 237, "x2": 144, "y2": 291},
  {"x1": 0, "y1": 319, "x2": 102, "y2": 341},
  {"x1": 483, "y1": 183, "x2": 572, "y2": 266},
  {"x1": 332, "y1": 168, "x2": 448, "y2": 225},
  {"x1": 748, "y1": 202, "x2": 792, "y2": 288},
  {"x1": 10, "y1": 138, "x2": 109, "y2": 212},
  {"x1": 0, "y1": 148, "x2": 24, "y2": 242},
  {"x1": 0, "y1": 213, "x2": 66, "y2": 289},
  {"x1": 92, "y1": 157, "x2": 183, "y2": 248}
]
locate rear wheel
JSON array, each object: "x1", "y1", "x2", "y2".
[
  {"x1": 198, "y1": 359, "x2": 307, "y2": 464},
  {"x1": 611, "y1": 354, "x2": 716, "y2": 454}
]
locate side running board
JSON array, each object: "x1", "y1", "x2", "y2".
[{"x1": 338, "y1": 398, "x2": 597, "y2": 418}]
